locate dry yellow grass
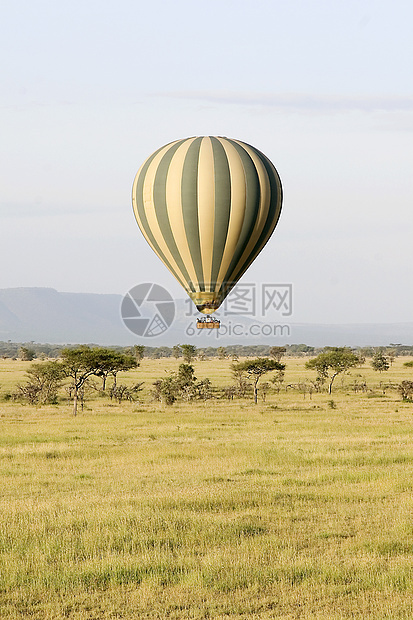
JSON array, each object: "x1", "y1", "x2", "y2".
[{"x1": 0, "y1": 356, "x2": 413, "y2": 618}]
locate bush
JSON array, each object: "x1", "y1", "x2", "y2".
[{"x1": 398, "y1": 381, "x2": 413, "y2": 401}]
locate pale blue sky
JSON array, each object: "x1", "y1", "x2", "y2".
[{"x1": 1, "y1": 0, "x2": 412, "y2": 324}]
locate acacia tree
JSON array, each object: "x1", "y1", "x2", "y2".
[
  {"x1": 172, "y1": 345, "x2": 182, "y2": 359},
  {"x1": 132, "y1": 345, "x2": 145, "y2": 362},
  {"x1": 181, "y1": 344, "x2": 197, "y2": 363},
  {"x1": 217, "y1": 347, "x2": 227, "y2": 360},
  {"x1": 305, "y1": 347, "x2": 359, "y2": 394},
  {"x1": 387, "y1": 349, "x2": 396, "y2": 366},
  {"x1": 269, "y1": 346, "x2": 286, "y2": 362},
  {"x1": 371, "y1": 351, "x2": 390, "y2": 373},
  {"x1": 17, "y1": 360, "x2": 64, "y2": 404},
  {"x1": 60, "y1": 346, "x2": 137, "y2": 415},
  {"x1": 60, "y1": 347, "x2": 103, "y2": 415},
  {"x1": 93, "y1": 349, "x2": 137, "y2": 390},
  {"x1": 232, "y1": 358, "x2": 285, "y2": 404}
]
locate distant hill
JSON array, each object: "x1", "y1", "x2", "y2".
[{"x1": 0, "y1": 287, "x2": 411, "y2": 347}]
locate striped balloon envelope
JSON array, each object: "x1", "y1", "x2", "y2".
[{"x1": 132, "y1": 136, "x2": 283, "y2": 314}]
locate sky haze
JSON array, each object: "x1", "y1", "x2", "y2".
[{"x1": 1, "y1": 0, "x2": 412, "y2": 325}]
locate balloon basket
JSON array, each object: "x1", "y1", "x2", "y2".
[{"x1": 196, "y1": 316, "x2": 220, "y2": 329}]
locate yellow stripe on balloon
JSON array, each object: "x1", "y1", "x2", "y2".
[{"x1": 197, "y1": 137, "x2": 216, "y2": 292}]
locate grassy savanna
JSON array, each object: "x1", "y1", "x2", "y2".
[{"x1": 1, "y1": 356, "x2": 413, "y2": 619}]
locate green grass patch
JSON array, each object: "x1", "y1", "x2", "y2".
[{"x1": 1, "y1": 356, "x2": 413, "y2": 618}]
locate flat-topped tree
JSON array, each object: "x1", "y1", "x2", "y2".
[
  {"x1": 269, "y1": 346, "x2": 286, "y2": 362},
  {"x1": 60, "y1": 346, "x2": 137, "y2": 415},
  {"x1": 306, "y1": 347, "x2": 359, "y2": 394},
  {"x1": 232, "y1": 358, "x2": 285, "y2": 404},
  {"x1": 94, "y1": 349, "x2": 137, "y2": 390}
]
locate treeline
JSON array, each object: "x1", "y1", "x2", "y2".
[
  {"x1": 1, "y1": 341, "x2": 413, "y2": 360},
  {"x1": 3, "y1": 345, "x2": 413, "y2": 411}
]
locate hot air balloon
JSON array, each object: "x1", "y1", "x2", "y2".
[{"x1": 132, "y1": 136, "x2": 282, "y2": 325}]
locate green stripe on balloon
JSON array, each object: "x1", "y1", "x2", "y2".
[
  {"x1": 181, "y1": 137, "x2": 205, "y2": 291},
  {"x1": 210, "y1": 137, "x2": 231, "y2": 290}
]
